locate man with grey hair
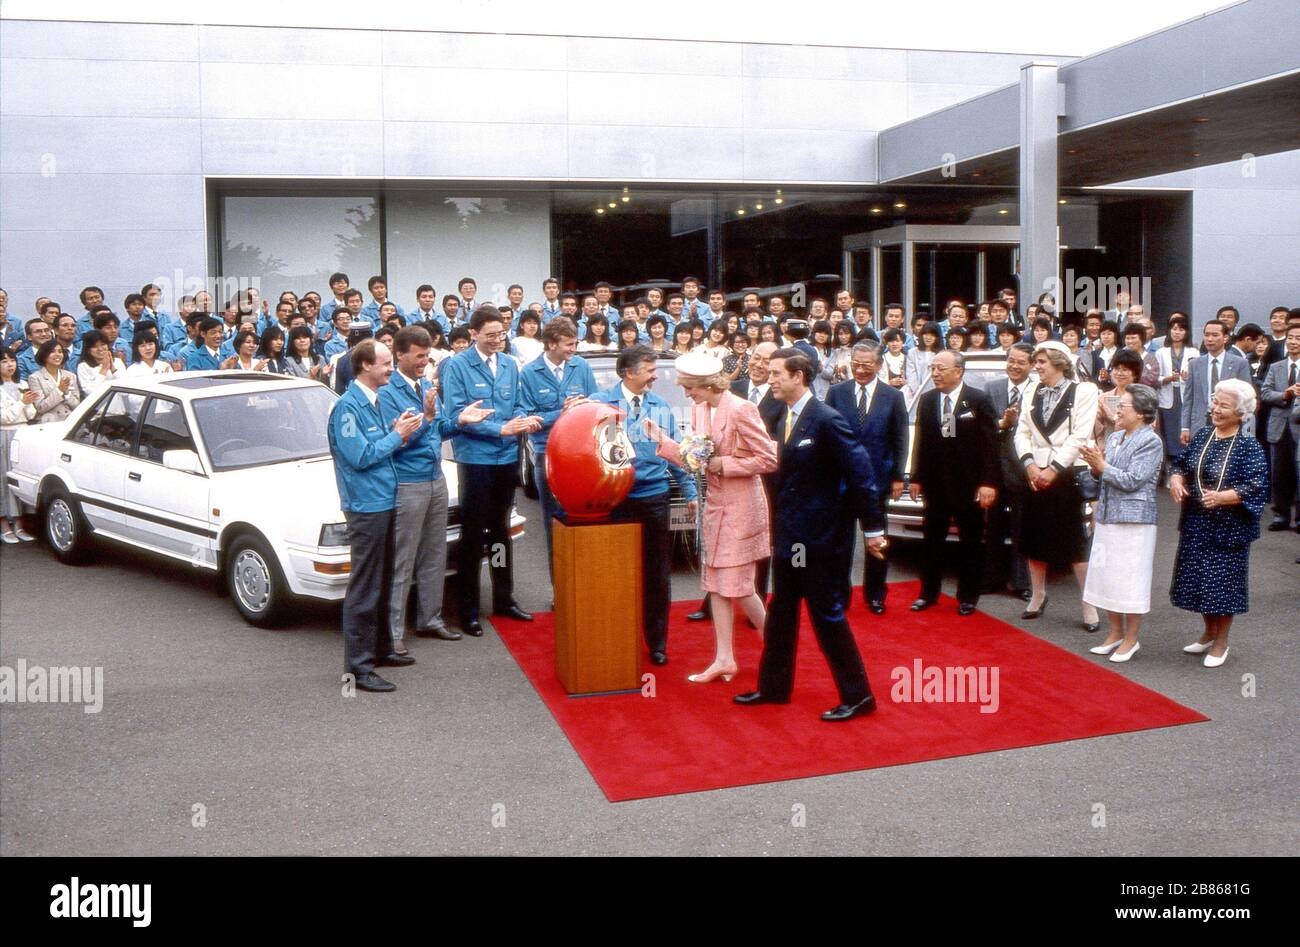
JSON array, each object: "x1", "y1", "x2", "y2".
[
  {"x1": 826, "y1": 342, "x2": 908, "y2": 613},
  {"x1": 908, "y1": 350, "x2": 1000, "y2": 616}
]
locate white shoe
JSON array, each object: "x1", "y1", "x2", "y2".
[
  {"x1": 1089, "y1": 640, "x2": 1122, "y2": 655},
  {"x1": 0, "y1": 530, "x2": 18, "y2": 545},
  {"x1": 1203, "y1": 647, "x2": 1229, "y2": 668},
  {"x1": 1109, "y1": 641, "x2": 1140, "y2": 663},
  {"x1": 13, "y1": 527, "x2": 34, "y2": 542},
  {"x1": 1183, "y1": 640, "x2": 1215, "y2": 654}
]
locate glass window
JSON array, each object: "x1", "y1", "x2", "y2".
[
  {"x1": 67, "y1": 390, "x2": 112, "y2": 445},
  {"x1": 91, "y1": 391, "x2": 143, "y2": 455},
  {"x1": 136, "y1": 398, "x2": 195, "y2": 463},
  {"x1": 219, "y1": 193, "x2": 381, "y2": 307},
  {"x1": 192, "y1": 385, "x2": 335, "y2": 471}
]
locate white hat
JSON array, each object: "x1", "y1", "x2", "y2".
[
  {"x1": 674, "y1": 350, "x2": 726, "y2": 378},
  {"x1": 1033, "y1": 340, "x2": 1072, "y2": 359}
]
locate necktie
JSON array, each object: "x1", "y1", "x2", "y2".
[
  {"x1": 1009, "y1": 384, "x2": 1021, "y2": 406},
  {"x1": 783, "y1": 408, "x2": 794, "y2": 443},
  {"x1": 749, "y1": 386, "x2": 760, "y2": 404},
  {"x1": 857, "y1": 385, "x2": 868, "y2": 426},
  {"x1": 487, "y1": 354, "x2": 496, "y2": 378},
  {"x1": 630, "y1": 394, "x2": 642, "y2": 425},
  {"x1": 942, "y1": 394, "x2": 954, "y2": 437},
  {"x1": 1289, "y1": 362, "x2": 1296, "y2": 386},
  {"x1": 1210, "y1": 357, "x2": 1219, "y2": 392}
]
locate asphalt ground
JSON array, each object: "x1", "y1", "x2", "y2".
[{"x1": 1, "y1": 492, "x2": 1296, "y2": 856}]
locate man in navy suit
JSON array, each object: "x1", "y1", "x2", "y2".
[
  {"x1": 735, "y1": 348, "x2": 887, "y2": 722},
  {"x1": 825, "y1": 343, "x2": 908, "y2": 614}
]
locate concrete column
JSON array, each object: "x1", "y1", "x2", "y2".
[{"x1": 1019, "y1": 62, "x2": 1060, "y2": 312}]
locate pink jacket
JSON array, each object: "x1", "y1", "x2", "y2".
[{"x1": 657, "y1": 391, "x2": 778, "y2": 567}]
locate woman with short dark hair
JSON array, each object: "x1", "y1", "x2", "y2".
[
  {"x1": 283, "y1": 324, "x2": 326, "y2": 380},
  {"x1": 1079, "y1": 384, "x2": 1163, "y2": 662},
  {"x1": 28, "y1": 339, "x2": 81, "y2": 423},
  {"x1": 1157, "y1": 315, "x2": 1191, "y2": 462},
  {"x1": 906, "y1": 322, "x2": 943, "y2": 401},
  {"x1": 258, "y1": 325, "x2": 289, "y2": 373},
  {"x1": 578, "y1": 314, "x2": 612, "y2": 352},
  {"x1": 76, "y1": 329, "x2": 124, "y2": 396}
]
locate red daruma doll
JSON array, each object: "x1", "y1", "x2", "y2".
[{"x1": 545, "y1": 401, "x2": 636, "y2": 522}]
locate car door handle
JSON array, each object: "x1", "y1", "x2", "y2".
[
  {"x1": 128, "y1": 471, "x2": 142, "y2": 482},
  {"x1": 60, "y1": 453, "x2": 71, "y2": 463}
]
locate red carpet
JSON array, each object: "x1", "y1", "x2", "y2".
[{"x1": 491, "y1": 581, "x2": 1208, "y2": 802}]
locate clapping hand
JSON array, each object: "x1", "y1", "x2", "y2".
[
  {"x1": 1080, "y1": 444, "x2": 1105, "y2": 474},
  {"x1": 21, "y1": 389, "x2": 39, "y2": 404},
  {"x1": 500, "y1": 415, "x2": 542, "y2": 436},
  {"x1": 393, "y1": 409, "x2": 423, "y2": 441},
  {"x1": 457, "y1": 399, "x2": 494, "y2": 426},
  {"x1": 57, "y1": 374, "x2": 71, "y2": 392}
]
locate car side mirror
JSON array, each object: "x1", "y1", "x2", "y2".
[{"x1": 162, "y1": 448, "x2": 204, "y2": 475}]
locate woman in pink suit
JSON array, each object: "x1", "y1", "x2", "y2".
[{"x1": 646, "y1": 352, "x2": 779, "y2": 683}]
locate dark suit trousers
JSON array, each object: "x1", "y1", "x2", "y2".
[
  {"x1": 343, "y1": 509, "x2": 396, "y2": 676},
  {"x1": 1272, "y1": 428, "x2": 1298, "y2": 521},
  {"x1": 609, "y1": 491, "x2": 671, "y2": 652},
  {"x1": 456, "y1": 462, "x2": 518, "y2": 621},
  {"x1": 758, "y1": 555, "x2": 871, "y2": 705},
  {"x1": 919, "y1": 490, "x2": 985, "y2": 605},
  {"x1": 983, "y1": 486, "x2": 1030, "y2": 592},
  {"x1": 859, "y1": 494, "x2": 890, "y2": 602}
]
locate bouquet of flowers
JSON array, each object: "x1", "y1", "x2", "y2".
[{"x1": 679, "y1": 434, "x2": 715, "y2": 475}]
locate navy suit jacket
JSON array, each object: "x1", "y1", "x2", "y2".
[
  {"x1": 771, "y1": 396, "x2": 882, "y2": 563},
  {"x1": 825, "y1": 378, "x2": 908, "y2": 485}
]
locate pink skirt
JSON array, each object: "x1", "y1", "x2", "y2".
[{"x1": 701, "y1": 561, "x2": 757, "y2": 598}]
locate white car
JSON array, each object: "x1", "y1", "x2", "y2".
[{"x1": 5, "y1": 372, "x2": 525, "y2": 626}]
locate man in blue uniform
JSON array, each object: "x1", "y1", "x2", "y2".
[
  {"x1": 378, "y1": 326, "x2": 492, "y2": 652},
  {"x1": 519, "y1": 316, "x2": 599, "y2": 571},
  {"x1": 591, "y1": 345, "x2": 697, "y2": 665},
  {"x1": 439, "y1": 305, "x2": 542, "y2": 635},
  {"x1": 360, "y1": 276, "x2": 404, "y2": 328},
  {"x1": 184, "y1": 318, "x2": 226, "y2": 371},
  {"x1": 328, "y1": 338, "x2": 425, "y2": 693}
]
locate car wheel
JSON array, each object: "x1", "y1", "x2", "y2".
[
  {"x1": 43, "y1": 486, "x2": 93, "y2": 565},
  {"x1": 226, "y1": 534, "x2": 287, "y2": 628}
]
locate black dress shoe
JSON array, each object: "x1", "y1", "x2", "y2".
[
  {"x1": 1015, "y1": 589, "x2": 1033, "y2": 602},
  {"x1": 1267, "y1": 518, "x2": 1290, "y2": 531},
  {"x1": 353, "y1": 671, "x2": 395, "y2": 692},
  {"x1": 868, "y1": 599, "x2": 886, "y2": 615},
  {"x1": 686, "y1": 600, "x2": 709, "y2": 621},
  {"x1": 1082, "y1": 622, "x2": 1101, "y2": 633},
  {"x1": 957, "y1": 603, "x2": 977, "y2": 617},
  {"x1": 462, "y1": 620, "x2": 484, "y2": 637},
  {"x1": 1021, "y1": 595, "x2": 1049, "y2": 620},
  {"x1": 734, "y1": 691, "x2": 790, "y2": 706},
  {"x1": 494, "y1": 604, "x2": 533, "y2": 622},
  {"x1": 822, "y1": 695, "x2": 876, "y2": 721},
  {"x1": 649, "y1": 650, "x2": 668, "y2": 666},
  {"x1": 415, "y1": 624, "x2": 462, "y2": 640},
  {"x1": 910, "y1": 598, "x2": 935, "y2": 612},
  {"x1": 376, "y1": 652, "x2": 416, "y2": 667}
]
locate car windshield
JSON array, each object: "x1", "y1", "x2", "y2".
[
  {"x1": 581, "y1": 354, "x2": 695, "y2": 437},
  {"x1": 905, "y1": 354, "x2": 1006, "y2": 420},
  {"x1": 191, "y1": 385, "x2": 336, "y2": 470}
]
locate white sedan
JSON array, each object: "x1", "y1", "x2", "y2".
[{"x1": 5, "y1": 371, "x2": 524, "y2": 626}]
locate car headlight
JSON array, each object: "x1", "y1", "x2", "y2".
[{"x1": 318, "y1": 523, "x2": 349, "y2": 547}]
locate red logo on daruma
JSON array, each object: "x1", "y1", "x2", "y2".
[{"x1": 545, "y1": 401, "x2": 636, "y2": 522}]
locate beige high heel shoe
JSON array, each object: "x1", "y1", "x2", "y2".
[{"x1": 688, "y1": 662, "x2": 738, "y2": 684}]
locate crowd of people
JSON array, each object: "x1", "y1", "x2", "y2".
[{"x1": 2, "y1": 277, "x2": 1297, "y2": 708}]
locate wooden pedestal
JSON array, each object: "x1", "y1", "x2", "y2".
[{"x1": 553, "y1": 519, "x2": 643, "y2": 696}]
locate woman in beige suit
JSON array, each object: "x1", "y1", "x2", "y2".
[
  {"x1": 28, "y1": 340, "x2": 81, "y2": 423},
  {"x1": 1013, "y1": 341, "x2": 1101, "y2": 630},
  {"x1": 647, "y1": 351, "x2": 779, "y2": 683}
]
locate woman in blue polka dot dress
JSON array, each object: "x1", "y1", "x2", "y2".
[{"x1": 1168, "y1": 379, "x2": 1270, "y2": 668}]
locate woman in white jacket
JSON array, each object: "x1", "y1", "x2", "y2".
[
  {"x1": 1013, "y1": 341, "x2": 1101, "y2": 630},
  {"x1": 905, "y1": 322, "x2": 943, "y2": 405},
  {"x1": 1, "y1": 347, "x2": 37, "y2": 542}
]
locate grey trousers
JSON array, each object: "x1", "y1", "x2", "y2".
[{"x1": 389, "y1": 476, "x2": 449, "y2": 647}]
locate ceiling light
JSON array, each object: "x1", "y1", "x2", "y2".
[
  {"x1": 1192, "y1": 117, "x2": 1210, "y2": 123},
  {"x1": 971, "y1": 171, "x2": 983, "y2": 178},
  {"x1": 893, "y1": 201, "x2": 906, "y2": 209},
  {"x1": 998, "y1": 209, "x2": 1009, "y2": 215},
  {"x1": 596, "y1": 208, "x2": 605, "y2": 214},
  {"x1": 774, "y1": 197, "x2": 784, "y2": 205},
  {"x1": 621, "y1": 195, "x2": 630, "y2": 203},
  {"x1": 608, "y1": 201, "x2": 616, "y2": 208},
  {"x1": 1058, "y1": 199, "x2": 1068, "y2": 205},
  {"x1": 870, "y1": 207, "x2": 882, "y2": 214},
  {"x1": 1191, "y1": 152, "x2": 1201, "y2": 157},
  {"x1": 755, "y1": 202, "x2": 764, "y2": 210},
  {"x1": 737, "y1": 208, "x2": 746, "y2": 215}
]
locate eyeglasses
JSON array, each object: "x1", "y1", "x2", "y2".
[{"x1": 477, "y1": 331, "x2": 506, "y2": 340}]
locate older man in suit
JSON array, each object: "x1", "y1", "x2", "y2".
[
  {"x1": 1181, "y1": 319, "x2": 1252, "y2": 445},
  {"x1": 908, "y1": 350, "x2": 1000, "y2": 616},
  {"x1": 734, "y1": 348, "x2": 887, "y2": 722},
  {"x1": 826, "y1": 342, "x2": 908, "y2": 614},
  {"x1": 1260, "y1": 323, "x2": 1300, "y2": 531}
]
